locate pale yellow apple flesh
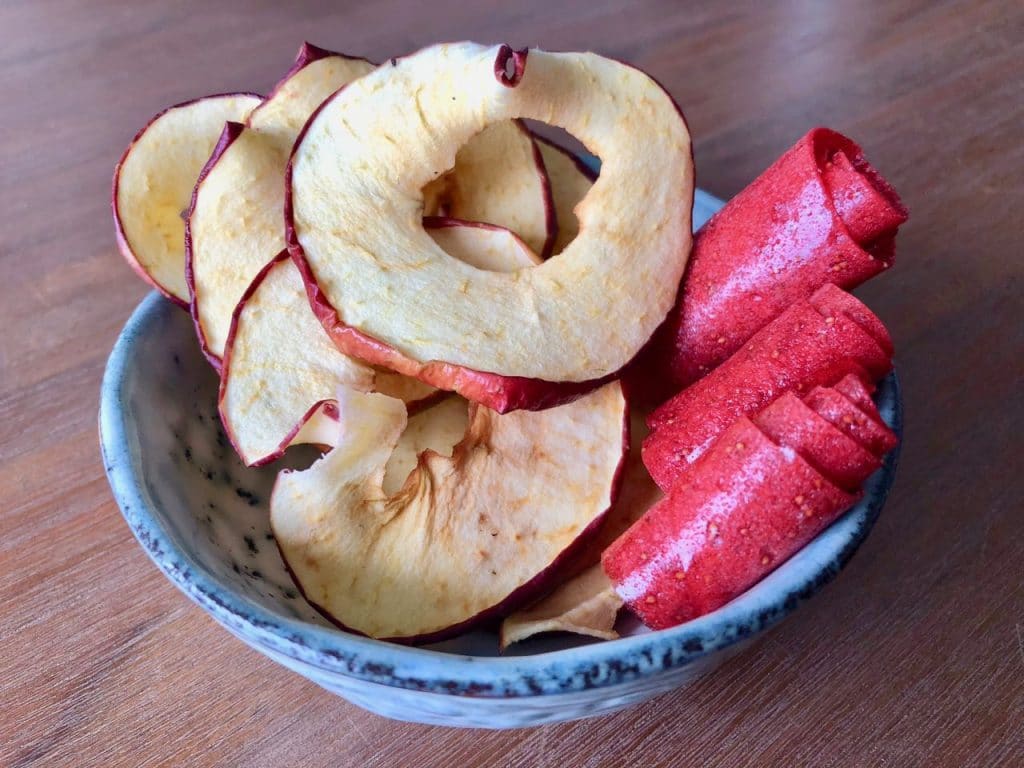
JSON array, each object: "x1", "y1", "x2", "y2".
[
  {"x1": 288, "y1": 43, "x2": 694, "y2": 384},
  {"x1": 219, "y1": 254, "x2": 375, "y2": 466},
  {"x1": 247, "y1": 45, "x2": 373, "y2": 139},
  {"x1": 500, "y1": 565, "x2": 622, "y2": 647},
  {"x1": 270, "y1": 381, "x2": 628, "y2": 641},
  {"x1": 421, "y1": 218, "x2": 542, "y2": 271},
  {"x1": 381, "y1": 396, "x2": 468, "y2": 495},
  {"x1": 113, "y1": 93, "x2": 261, "y2": 304},
  {"x1": 372, "y1": 372, "x2": 441, "y2": 413}
]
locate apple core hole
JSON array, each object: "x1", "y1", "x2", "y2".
[
  {"x1": 382, "y1": 398, "x2": 470, "y2": 496},
  {"x1": 525, "y1": 121, "x2": 600, "y2": 258},
  {"x1": 419, "y1": 122, "x2": 598, "y2": 268}
]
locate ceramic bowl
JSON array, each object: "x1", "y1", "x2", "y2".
[{"x1": 99, "y1": 190, "x2": 901, "y2": 728}]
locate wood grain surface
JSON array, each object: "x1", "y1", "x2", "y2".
[{"x1": 1, "y1": 1, "x2": 1021, "y2": 765}]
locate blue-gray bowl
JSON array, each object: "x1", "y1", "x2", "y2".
[{"x1": 99, "y1": 190, "x2": 901, "y2": 727}]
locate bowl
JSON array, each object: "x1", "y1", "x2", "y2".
[{"x1": 99, "y1": 189, "x2": 901, "y2": 728}]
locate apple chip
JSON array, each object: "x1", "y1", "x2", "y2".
[
  {"x1": 187, "y1": 47, "x2": 375, "y2": 365},
  {"x1": 271, "y1": 381, "x2": 628, "y2": 641},
  {"x1": 221, "y1": 220, "x2": 540, "y2": 466},
  {"x1": 534, "y1": 135, "x2": 597, "y2": 256},
  {"x1": 113, "y1": 92, "x2": 261, "y2": 305},
  {"x1": 500, "y1": 565, "x2": 623, "y2": 647},
  {"x1": 288, "y1": 43, "x2": 694, "y2": 411}
]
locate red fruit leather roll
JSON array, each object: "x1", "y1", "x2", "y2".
[
  {"x1": 804, "y1": 386, "x2": 899, "y2": 456},
  {"x1": 629, "y1": 127, "x2": 907, "y2": 403},
  {"x1": 753, "y1": 393, "x2": 880, "y2": 491},
  {"x1": 603, "y1": 418, "x2": 856, "y2": 629},
  {"x1": 643, "y1": 298, "x2": 891, "y2": 491}
]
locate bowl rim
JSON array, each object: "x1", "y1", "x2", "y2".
[{"x1": 100, "y1": 192, "x2": 901, "y2": 700}]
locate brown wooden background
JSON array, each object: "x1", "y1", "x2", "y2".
[{"x1": 2, "y1": 1, "x2": 1021, "y2": 765}]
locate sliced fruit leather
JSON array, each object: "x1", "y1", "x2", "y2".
[
  {"x1": 643, "y1": 285, "x2": 892, "y2": 492},
  {"x1": 629, "y1": 127, "x2": 907, "y2": 404},
  {"x1": 833, "y1": 372, "x2": 882, "y2": 422},
  {"x1": 804, "y1": 386, "x2": 899, "y2": 456},
  {"x1": 604, "y1": 379, "x2": 897, "y2": 630},
  {"x1": 603, "y1": 418, "x2": 857, "y2": 630},
  {"x1": 752, "y1": 393, "x2": 880, "y2": 492}
]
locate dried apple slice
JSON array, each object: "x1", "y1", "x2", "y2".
[
  {"x1": 271, "y1": 380, "x2": 628, "y2": 641},
  {"x1": 221, "y1": 220, "x2": 540, "y2": 466},
  {"x1": 500, "y1": 564, "x2": 623, "y2": 647},
  {"x1": 186, "y1": 46, "x2": 375, "y2": 366},
  {"x1": 287, "y1": 43, "x2": 694, "y2": 412},
  {"x1": 112, "y1": 92, "x2": 261, "y2": 305},
  {"x1": 422, "y1": 121, "x2": 554, "y2": 257},
  {"x1": 533, "y1": 135, "x2": 597, "y2": 256},
  {"x1": 218, "y1": 252, "x2": 374, "y2": 466}
]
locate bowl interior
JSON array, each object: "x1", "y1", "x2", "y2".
[{"x1": 100, "y1": 189, "x2": 900, "y2": 693}]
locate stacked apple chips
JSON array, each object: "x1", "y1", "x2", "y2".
[{"x1": 114, "y1": 42, "x2": 903, "y2": 646}]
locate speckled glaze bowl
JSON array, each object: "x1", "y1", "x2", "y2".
[{"x1": 99, "y1": 190, "x2": 901, "y2": 728}]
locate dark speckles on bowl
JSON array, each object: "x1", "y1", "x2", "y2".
[{"x1": 98, "y1": 190, "x2": 901, "y2": 728}]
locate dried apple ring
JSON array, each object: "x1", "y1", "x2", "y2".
[
  {"x1": 271, "y1": 381, "x2": 628, "y2": 642},
  {"x1": 287, "y1": 43, "x2": 694, "y2": 412}
]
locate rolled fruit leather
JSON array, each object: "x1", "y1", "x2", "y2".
[
  {"x1": 642, "y1": 285, "x2": 893, "y2": 492},
  {"x1": 833, "y1": 371, "x2": 883, "y2": 419},
  {"x1": 605, "y1": 377, "x2": 899, "y2": 630},
  {"x1": 803, "y1": 385, "x2": 899, "y2": 457},
  {"x1": 628, "y1": 127, "x2": 907, "y2": 405},
  {"x1": 603, "y1": 417, "x2": 858, "y2": 630}
]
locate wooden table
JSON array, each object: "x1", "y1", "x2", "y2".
[{"x1": 2, "y1": 1, "x2": 1021, "y2": 765}]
